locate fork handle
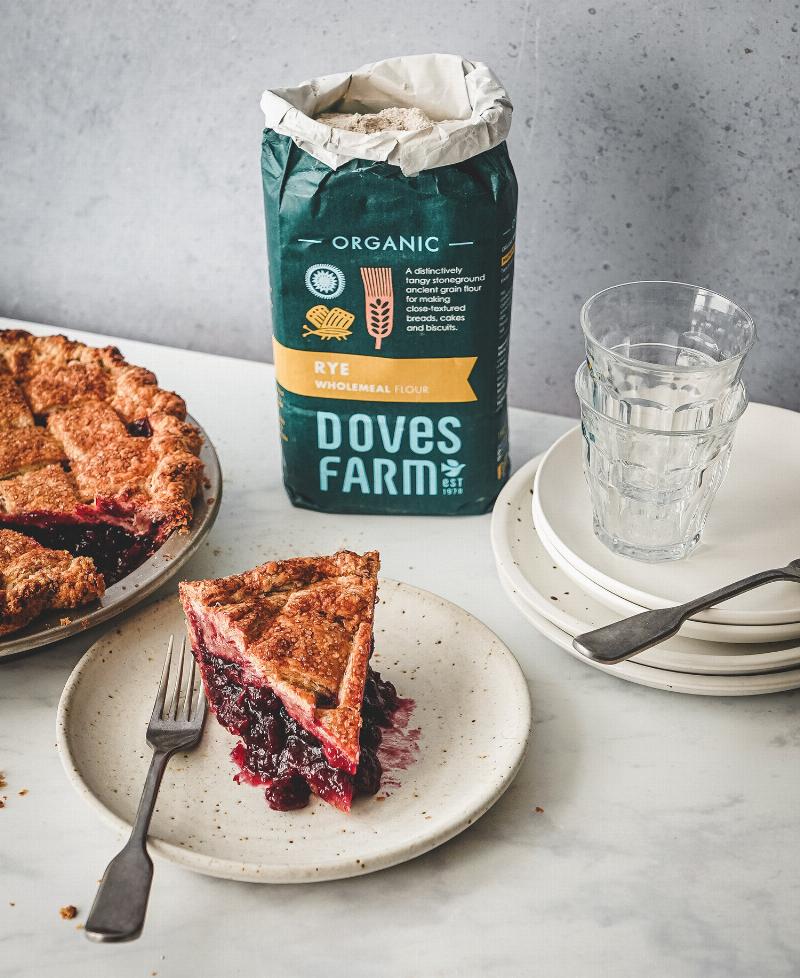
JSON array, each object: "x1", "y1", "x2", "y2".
[
  {"x1": 573, "y1": 565, "x2": 800, "y2": 664},
  {"x1": 85, "y1": 748, "x2": 172, "y2": 942}
]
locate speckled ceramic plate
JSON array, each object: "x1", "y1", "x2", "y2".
[
  {"x1": 492, "y1": 454, "x2": 800, "y2": 676},
  {"x1": 534, "y1": 407, "x2": 800, "y2": 627},
  {"x1": 57, "y1": 584, "x2": 531, "y2": 883},
  {"x1": 533, "y1": 497, "x2": 800, "y2": 645},
  {"x1": 0, "y1": 414, "x2": 221, "y2": 660},
  {"x1": 498, "y1": 563, "x2": 800, "y2": 696}
]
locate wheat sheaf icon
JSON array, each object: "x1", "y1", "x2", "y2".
[{"x1": 360, "y1": 267, "x2": 394, "y2": 350}]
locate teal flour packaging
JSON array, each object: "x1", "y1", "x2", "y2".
[{"x1": 260, "y1": 54, "x2": 517, "y2": 515}]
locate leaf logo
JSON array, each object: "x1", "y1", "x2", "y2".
[{"x1": 441, "y1": 459, "x2": 465, "y2": 477}]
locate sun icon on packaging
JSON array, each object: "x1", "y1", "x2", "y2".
[{"x1": 305, "y1": 264, "x2": 345, "y2": 300}]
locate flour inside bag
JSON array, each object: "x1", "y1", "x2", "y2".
[{"x1": 261, "y1": 53, "x2": 518, "y2": 515}]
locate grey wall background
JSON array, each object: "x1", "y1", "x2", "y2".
[{"x1": 2, "y1": 1, "x2": 798, "y2": 416}]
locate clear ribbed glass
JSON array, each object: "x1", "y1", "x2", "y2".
[
  {"x1": 581, "y1": 281, "x2": 756, "y2": 433},
  {"x1": 575, "y1": 363, "x2": 748, "y2": 562}
]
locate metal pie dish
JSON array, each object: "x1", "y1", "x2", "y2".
[{"x1": 0, "y1": 414, "x2": 222, "y2": 660}]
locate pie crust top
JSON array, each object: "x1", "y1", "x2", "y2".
[
  {"x1": 180, "y1": 550, "x2": 380, "y2": 772},
  {"x1": 0, "y1": 329, "x2": 204, "y2": 636},
  {"x1": 0, "y1": 329, "x2": 204, "y2": 537}
]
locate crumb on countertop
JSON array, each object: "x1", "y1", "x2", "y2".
[
  {"x1": 18, "y1": 789, "x2": 28, "y2": 796},
  {"x1": 0, "y1": 773, "x2": 7, "y2": 789},
  {"x1": 59, "y1": 905, "x2": 78, "y2": 920}
]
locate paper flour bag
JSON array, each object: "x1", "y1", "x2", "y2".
[{"x1": 261, "y1": 53, "x2": 517, "y2": 515}]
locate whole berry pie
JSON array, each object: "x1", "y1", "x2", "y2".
[
  {"x1": 0, "y1": 329, "x2": 204, "y2": 635},
  {"x1": 180, "y1": 550, "x2": 402, "y2": 812}
]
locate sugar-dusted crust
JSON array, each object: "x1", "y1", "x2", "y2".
[
  {"x1": 0, "y1": 330, "x2": 203, "y2": 537},
  {"x1": 0, "y1": 528, "x2": 104, "y2": 635},
  {"x1": 0, "y1": 375, "x2": 35, "y2": 429},
  {"x1": 0, "y1": 427, "x2": 66, "y2": 479},
  {"x1": 0, "y1": 329, "x2": 204, "y2": 635},
  {"x1": 0, "y1": 330, "x2": 186, "y2": 420},
  {"x1": 180, "y1": 550, "x2": 379, "y2": 773},
  {"x1": 0, "y1": 465, "x2": 80, "y2": 513}
]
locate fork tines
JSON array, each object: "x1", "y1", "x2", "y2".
[{"x1": 149, "y1": 634, "x2": 205, "y2": 727}]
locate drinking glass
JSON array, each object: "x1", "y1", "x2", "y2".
[
  {"x1": 575, "y1": 362, "x2": 748, "y2": 562},
  {"x1": 581, "y1": 281, "x2": 756, "y2": 432}
]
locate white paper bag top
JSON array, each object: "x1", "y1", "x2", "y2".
[{"x1": 260, "y1": 53, "x2": 513, "y2": 177}]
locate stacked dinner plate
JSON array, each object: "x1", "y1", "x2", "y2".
[{"x1": 491, "y1": 402, "x2": 800, "y2": 695}]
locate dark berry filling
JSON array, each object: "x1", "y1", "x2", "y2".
[
  {"x1": 198, "y1": 646, "x2": 399, "y2": 812},
  {"x1": 127, "y1": 417, "x2": 153, "y2": 438},
  {"x1": 0, "y1": 507, "x2": 158, "y2": 584}
]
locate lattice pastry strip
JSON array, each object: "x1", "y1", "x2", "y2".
[
  {"x1": 0, "y1": 375, "x2": 35, "y2": 429},
  {"x1": 0, "y1": 465, "x2": 80, "y2": 514},
  {"x1": 0, "y1": 428, "x2": 66, "y2": 480}
]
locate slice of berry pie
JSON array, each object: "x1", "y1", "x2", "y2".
[
  {"x1": 0, "y1": 528, "x2": 104, "y2": 635},
  {"x1": 0, "y1": 329, "x2": 205, "y2": 634},
  {"x1": 180, "y1": 550, "x2": 401, "y2": 812}
]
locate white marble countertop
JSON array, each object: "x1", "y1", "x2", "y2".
[{"x1": 1, "y1": 319, "x2": 798, "y2": 978}]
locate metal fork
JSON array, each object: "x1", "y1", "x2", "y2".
[{"x1": 85, "y1": 635, "x2": 206, "y2": 943}]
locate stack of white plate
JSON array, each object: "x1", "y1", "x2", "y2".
[{"x1": 491, "y1": 402, "x2": 800, "y2": 695}]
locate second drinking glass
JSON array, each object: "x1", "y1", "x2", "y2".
[{"x1": 581, "y1": 281, "x2": 756, "y2": 433}]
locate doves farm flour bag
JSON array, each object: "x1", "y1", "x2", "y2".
[{"x1": 261, "y1": 53, "x2": 518, "y2": 515}]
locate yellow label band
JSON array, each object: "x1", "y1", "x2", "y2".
[{"x1": 273, "y1": 339, "x2": 477, "y2": 404}]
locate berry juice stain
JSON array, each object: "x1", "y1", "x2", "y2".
[{"x1": 377, "y1": 697, "x2": 421, "y2": 789}]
